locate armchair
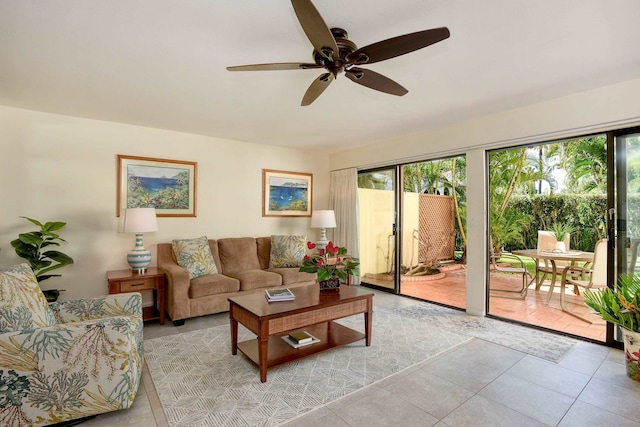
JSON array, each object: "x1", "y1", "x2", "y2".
[{"x1": 0, "y1": 264, "x2": 143, "y2": 426}]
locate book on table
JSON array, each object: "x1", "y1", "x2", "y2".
[
  {"x1": 265, "y1": 288, "x2": 295, "y2": 302},
  {"x1": 281, "y1": 331, "x2": 320, "y2": 348},
  {"x1": 288, "y1": 330, "x2": 313, "y2": 344}
]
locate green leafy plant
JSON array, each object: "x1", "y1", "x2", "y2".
[
  {"x1": 550, "y1": 222, "x2": 573, "y2": 242},
  {"x1": 299, "y1": 241, "x2": 360, "y2": 282},
  {"x1": 10, "y1": 216, "x2": 74, "y2": 283},
  {"x1": 584, "y1": 274, "x2": 640, "y2": 332}
]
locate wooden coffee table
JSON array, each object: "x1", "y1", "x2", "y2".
[{"x1": 229, "y1": 284, "x2": 374, "y2": 382}]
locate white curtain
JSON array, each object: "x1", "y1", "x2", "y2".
[{"x1": 329, "y1": 168, "x2": 361, "y2": 285}]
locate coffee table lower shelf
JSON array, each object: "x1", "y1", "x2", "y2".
[{"x1": 236, "y1": 321, "x2": 365, "y2": 370}]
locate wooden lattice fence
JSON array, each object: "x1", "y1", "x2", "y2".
[{"x1": 418, "y1": 194, "x2": 455, "y2": 265}]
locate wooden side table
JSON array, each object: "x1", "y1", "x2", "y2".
[{"x1": 107, "y1": 267, "x2": 166, "y2": 325}]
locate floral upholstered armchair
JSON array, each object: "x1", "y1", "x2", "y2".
[{"x1": 0, "y1": 263, "x2": 143, "y2": 426}]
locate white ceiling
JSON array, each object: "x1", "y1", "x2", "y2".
[{"x1": 1, "y1": 0, "x2": 639, "y2": 152}]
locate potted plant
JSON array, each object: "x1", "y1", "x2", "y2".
[
  {"x1": 299, "y1": 241, "x2": 360, "y2": 291},
  {"x1": 550, "y1": 223, "x2": 573, "y2": 252},
  {"x1": 584, "y1": 274, "x2": 640, "y2": 381},
  {"x1": 10, "y1": 216, "x2": 74, "y2": 301}
]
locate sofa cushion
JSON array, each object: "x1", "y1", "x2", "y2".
[
  {"x1": 189, "y1": 274, "x2": 240, "y2": 299},
  {"x1": 225, "y1": 270, "x2": 282, "y2": 291},
  {"x1": 0, "y1": 263, "x2": 56, "y2": 333},
  {"x1": 267, "y1": 268, "x2": 316, "y2": 287},
  {"x1": 256, "y1": 237, "x2": 271, "y2": 270},
  {"x1": 218, "y1": 238, "x2": 261, "y2": 273},
  {"x1": 172, "y1": 236, "x2": 218, "y2": 279},
  {"x1": 269, "y1": 235, "x2": 306, "y2": 268}
]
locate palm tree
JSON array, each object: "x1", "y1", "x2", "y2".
[
  {"x1": 489, "y1": 148, "x2": 542, "y2": 252},
  {"x1": 561, "y1": 136, "x2": 607, "y2": 194}
]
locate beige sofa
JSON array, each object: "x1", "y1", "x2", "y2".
[{"x1": 158, "y1": 237, "x2": 316, "y2": 325}]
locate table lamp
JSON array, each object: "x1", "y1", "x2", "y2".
[
  {"x1": 119, "y1": 207, "x2": 158, "y2": 273},
  {"x1": 311, "y1": 210, "x2": 336, "y2": 250}
]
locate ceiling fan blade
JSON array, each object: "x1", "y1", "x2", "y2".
[
  {"x1": 345, "y1": 67, "x2": 408, "y2": 96},
  {"x1": 301, "y1": 73, "x2": 334, "y2": 106},
  {"x1": 291, "y1": 0, "x2": 339, "y2": 61},
  {"x1": 227, "y1": 63, "x2": 322, "y2": 71},
  {"x1": 347, "y1": 27, "x2": 450, "y2": 65}
]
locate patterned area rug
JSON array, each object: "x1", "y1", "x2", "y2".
[
  {"x1": 144, "y1": 303, "x2": 578, "y2": 426},
  {"x1": 394, "y1": 302, "x2": 578, "y2": 362}
]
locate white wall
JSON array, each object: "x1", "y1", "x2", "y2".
[
  {"x1": 0, "y1": 106, "x2": 330, "y2": 300},
  {"x1": 330, "y1": 77, "x2": 640, "y2": 315}
]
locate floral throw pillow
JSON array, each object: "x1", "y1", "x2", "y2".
[
  {"x1": 172, "y1": 236, "x2": 218, "y2": 279},
  {"x1": 0, "y1": 263, "x2": 56, "y2": 333},
  {"x1": 269, "y1": 235, "x2": 306, "y2": 268}
]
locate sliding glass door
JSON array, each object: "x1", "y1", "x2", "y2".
[
  {"x1": 358, "y1": 168, "x2": 398, "y2": 291},
  {"x1": 613, "y1": 128, "x2": 640, "y2": 346}
]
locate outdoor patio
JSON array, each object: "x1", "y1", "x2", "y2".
[{"x1": 366, "y1": 267, "x2": 606, "y2": 342}]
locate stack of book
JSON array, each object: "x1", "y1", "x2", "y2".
[
  {"x1": 282, "y1": 330, "x2": 320, "y2": 348},
  {"x1": 265, "y1": 288, "x2": 295, "y2": 302}
]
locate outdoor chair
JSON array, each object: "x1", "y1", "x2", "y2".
[
  {"x1": 534, "y1": 230, "x2": 572, "y2": 289},
  {"x1": 559, "y1": 239, "x2": 608, "y2": 322},
  {"x1": 0, "y1": 263, "x2": 143, "y2": 426},
  {"x1": 490, "y1": 251, "x2": 534, "y2": 299}
]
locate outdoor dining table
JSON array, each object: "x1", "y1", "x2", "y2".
[{"x1": 511, "y1": 249, "x2": 594, "y2": 309}]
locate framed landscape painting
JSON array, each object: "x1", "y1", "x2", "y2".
[
  {"x1": 117, "y1": 155, "x2": 197, "y2": 217},
  {"x1": 262, "y1": 169, "x2": 312, "y2": 217}
]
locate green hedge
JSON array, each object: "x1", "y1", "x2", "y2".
[{"x1": 504, "y1": 194, "x2": 607, "y2": 252}]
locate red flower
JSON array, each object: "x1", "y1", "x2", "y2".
[
  {"x1": 303, "y1": 255, "x2": 310, "y2": 261},
  {"x1": 327, "y1": 241, "x2": 339, "y2": 255},
  {"x1": 307, "y1": 241, "x2": 316, "y2": 250},
  {"x1": 319, "y1": 249, "x2": 325, "y2": 256},
  {"x1": 316, "y1": 259, "x2": 324, "y2": 267}
]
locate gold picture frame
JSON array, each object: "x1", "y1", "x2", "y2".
[
  {"x1": 262, "y1": 169, "x2": 312, "y2": 217},
  {"x1": 117, "y1": 155, "x2": 197, "y2": 217}
]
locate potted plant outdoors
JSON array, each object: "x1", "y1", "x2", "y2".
[
  {"x1": 299, "y1": 241, "x2": 360, "y2": 291},
  {"x1": 550, "y1": 222, "x2": 573, "y2": 252},
  {"x1": 584, "y1": 274, "x2": 640, "y2": 381},
  {"x1": 10, "y1": 216, "x2": 74, "y2": 302}
]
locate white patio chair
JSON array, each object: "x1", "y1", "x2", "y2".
[
  {"x1": 534, "y1": 230, "x2": 571, "y2": 289},
  {"x1": 490, "y1": 251, "x2": 534, "y2": 299},
  {"x1": 559, "y1": 239, "x2": 608, "y2": 322}
]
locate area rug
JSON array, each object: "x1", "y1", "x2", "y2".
[
  {"x1": 144, "y1": 307, "x2": 469, "y2": 426},
  {"x1": 144, "y1": 303, "x2": 578, "y2": 426},
  {"x1": 394, "y1": 302, "x2": 578, "y2": 362}
]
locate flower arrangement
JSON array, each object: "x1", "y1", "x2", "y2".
[{"x1": 299, "y1": 241, "x2": 360, "y2": 283}]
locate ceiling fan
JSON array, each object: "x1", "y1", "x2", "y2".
[{"x1": 227, "y1": 0, "x2": 450, "y2": 106}]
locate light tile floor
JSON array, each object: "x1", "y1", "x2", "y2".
[{"x1": 83, "y1": 289, "x2": 640, "y2": 427}]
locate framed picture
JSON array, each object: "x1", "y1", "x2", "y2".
[
  {"x1": 262, "y1": 169, "x2": 313, "y2": 217},
  {"x1": 117, "y1": 155, "x2": 197, "y2": 217}
]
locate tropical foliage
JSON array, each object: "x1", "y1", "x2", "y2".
[
  {"x1": 490, "y1": 135, "x2": 608, "y2": 253},
  {"x1": 10, "y1": 217, "x2": 74, "y2": 283},
  {"x1": 488, "y1": 148, "x2": 540, "y2": 253},
  {"x1": 584, "y1": 274, "x2": 640, "y2": 332}
]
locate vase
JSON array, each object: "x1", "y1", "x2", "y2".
[
  {"x1": 318, "y1": 276, "x2": 340, "y2": 292},
  {"x1": 621, "y1": 328, "x2": 640, "y2": 381},
  {"x1": 555, "y1": 241, "x2": 566, "y2": 252}
]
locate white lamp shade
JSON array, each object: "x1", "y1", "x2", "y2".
[
  {"x1": 120, "y1": 208, "x2": 158, "y2": 233},
  {"x1": 311, "y1": 210, "x2": 336, "y2": 228}
]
